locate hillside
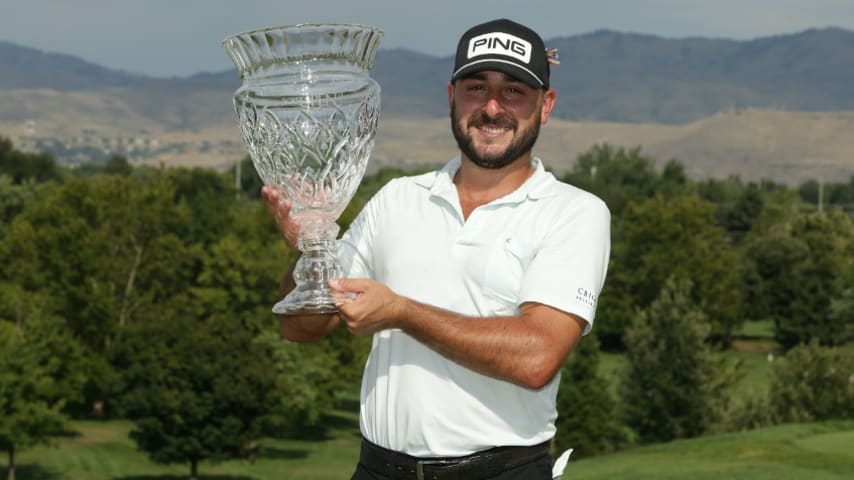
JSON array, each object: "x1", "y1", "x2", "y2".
[
  {"x1": 2, "y1": 28, "x2": 854, "y2": 183},
  {"x1": 3, "y1": 27, "x2": 854, "y2": 123},
  {"x1": 372, "y1": 109, "x2": 854, "y2": 184},
  {"x1": 4, "y1": 102, "x2": 850, "y2": 184}
]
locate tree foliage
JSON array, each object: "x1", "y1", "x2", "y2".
[
  {"x1": 0, "y1": 287, "x2": 87, "y2": 480},
  {"x1": 254, "y1": 331, "x2": 341, "y2": 437},
  {"x1": 0, "y1": 175, "x2": 193, "y2": 354},
  {"x1": 0, "y1": 135, "x2": 851, "y2": 469},
  {"x1": 619, "y1": 278, "x2": 738, "y2": 444},
  {"x1": 109, "y1": 314, "x2": 277, "y2": 480},
  {"x1": 744, "y1": 210, "x2": 854, "y2": 348},
  {"x1": 0, "y1": 137, "x2": 62, "y2": 184},
  {"x1": 766, "y1": 340, "x2": 854, "y2": 422},
  {"x1": 562, "y1": 144, "x2": 692, "y2": 217},
  {"x1": 554, "y1": 332, "x2": 627, "y2": 459},
  {"x1": 600, "y1": 194, "x2": 743, "y2": 348}
]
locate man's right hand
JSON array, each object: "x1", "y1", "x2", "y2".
[
  {"x1": 262, "y1": 186, "x2": 342, "y2": 341},
  {"x1": 261, "y1": 185, "x2": 300, "y2": 249}
]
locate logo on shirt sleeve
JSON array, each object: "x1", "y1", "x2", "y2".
[{"x1": 575, "y1": 287, "x2": 599, "y2": 308}]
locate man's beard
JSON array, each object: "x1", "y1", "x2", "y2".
[{"x1": 450, "y1": 103, "x2": 541, "y2": 169}]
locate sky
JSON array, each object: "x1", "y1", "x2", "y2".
[{"x1": 3, "y1": 0, "x2": 854, "y2": 78}]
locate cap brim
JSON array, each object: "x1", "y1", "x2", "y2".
[{"x1": 452, "y1": 59, "x2": 544, "y2": 89}]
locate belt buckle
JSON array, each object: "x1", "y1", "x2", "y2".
[{"x1": 415, "y1": 459, "x2": 452, "y2": 480}]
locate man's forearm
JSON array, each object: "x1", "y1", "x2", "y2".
[{"x1": 396, "y1": 300, "x2": 585, "y2": 389}]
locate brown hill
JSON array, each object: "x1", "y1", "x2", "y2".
[
  {"x1": 1, "y1": 87, "x2": 851, "y2": 184},
  {"x1": 372, "y1": 109, "x2": 854, "y2": 184}
]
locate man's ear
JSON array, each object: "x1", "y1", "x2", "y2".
[
  {"x1": 540, "y1": 88, "x2": 557, "y2": 125},
  {"x1": 447, "y1": 82, "x2": 455, "y2": 109}
]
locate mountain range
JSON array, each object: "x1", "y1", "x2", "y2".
[
  {"x1": 1, "y1": 27, "x2": 853, "y2": 183},
  {"x1": 3, "y1": 27, "x2": 854, "y2": 124}
]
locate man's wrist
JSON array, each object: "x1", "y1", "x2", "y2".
[{"x1": 392, "y1": 295, "x2": 411, "y2": 330}]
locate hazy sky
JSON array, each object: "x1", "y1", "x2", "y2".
[{"x1": 3, "y1": 0, "x2": 854, "y2": 77}]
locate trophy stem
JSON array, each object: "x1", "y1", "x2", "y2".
[{"x1": 273, "y1": 217, "x2": 343, "y2": 315}]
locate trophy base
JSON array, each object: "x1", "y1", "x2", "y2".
[{"x1": 273, "y1": 285, "x2": 340, "y2": 315}]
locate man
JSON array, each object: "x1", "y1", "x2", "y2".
[{"x1": 263, "y1": 18, "x2": 610, "y2": 480}]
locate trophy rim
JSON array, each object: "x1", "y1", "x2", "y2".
[{"x1": 221, "y1": 22, "x2": 384, "y2": 46}]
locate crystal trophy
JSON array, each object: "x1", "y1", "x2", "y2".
[{"x1": 223, "y1": 24, "x2": 382, "y2": 314}]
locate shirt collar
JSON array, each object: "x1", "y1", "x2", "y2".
[{"x1": 414, "y1": 156, "x2": 557, "y2": 204}]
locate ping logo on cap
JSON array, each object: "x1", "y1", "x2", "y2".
[{"x1": 467, "y1": 32, "x2": 531, "y2": 63}]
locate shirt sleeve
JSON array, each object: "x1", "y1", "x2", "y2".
[
  {"x1": 518, "y1": 196, "x2": 611, "y2": 334},
  {"x1": 336, "y1": 182, "x2": 392, "y2": 279}
]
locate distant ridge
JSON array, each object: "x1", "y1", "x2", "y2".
[
  {"x1": 0, "y1": 41, "x2": 148, "y2": 90},
  {"x1": 2, "y1": 27, "x2": 854, "y2": 123},
  {"x1": 2, "y1": 29, "x2": 854, "y2": 183}
]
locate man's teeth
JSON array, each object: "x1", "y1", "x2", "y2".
[{"x1": 480, "y1": 126, "x2": 507, "y2": 134}]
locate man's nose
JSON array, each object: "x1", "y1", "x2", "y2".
[{"x1": 482, "y1": 96, "x2": 506, "y2": 117}]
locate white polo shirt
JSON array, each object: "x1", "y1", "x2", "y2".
[{"x1": 338, "y1": 156, "x2": 611, "y2": 457}]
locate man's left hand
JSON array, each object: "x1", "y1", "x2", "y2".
[{"x1": 330, "y1": 278, "x2": 407, "y2": 336}]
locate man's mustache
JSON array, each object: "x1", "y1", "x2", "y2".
[{"x1": 468, "y1": 112, "x2": 517, "y2": 130}]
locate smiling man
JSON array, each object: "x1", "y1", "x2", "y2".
[{"x1": 263, "y1": 18, "x2": 611, "y2": 480}]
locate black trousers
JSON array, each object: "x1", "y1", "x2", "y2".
[{"x1": 350, "y1": 454, "x2": 553, "y2": 480}]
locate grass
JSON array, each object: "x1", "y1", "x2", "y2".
[
  {"x1": 563, "y1": 421, "x2": 854, "y2": 480},
  {"x1": 13, "y1": 410, "x2": 362, "y2": 480},
  {"x1": 10, "y1": 419, "x2": 854, "y2": 480},
  {"x1": 734, "y1": 319, "x2": 775, "y2": 339}
]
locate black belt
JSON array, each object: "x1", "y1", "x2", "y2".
[{"x1": 358, "y1": 438, "x2": 551, "y2": 480}]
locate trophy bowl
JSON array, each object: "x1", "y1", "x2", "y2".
[{"x1": 222, "y1": 24, "x2": 383, "y2": 315}]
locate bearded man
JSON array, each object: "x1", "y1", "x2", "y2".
[{"x1": 263, "y1": 18, "x2": 611, "y2": 480}]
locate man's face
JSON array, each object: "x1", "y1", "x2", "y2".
[{"x1": 449, "y1": 71, "x2": 555, "y2": 169}]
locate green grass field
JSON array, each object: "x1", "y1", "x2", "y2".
[
  {"x1": 11, "y1": 419, "x2": 854, "y2": 480},
  {"x1": 564, "y1": 421, "x2": 854, "y2": 480},
  {"x1": 15, "y1": 411, "x2": 363, "y2": 480}
]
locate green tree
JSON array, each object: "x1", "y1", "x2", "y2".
[
  {"x1": 744, "y1": 210, "x2": 854, "y2": 348},
  {"x1": 722, "y1": 184, "x2": 765, "y2": 243},
  {"x1": 0, "y1": 137, "x2": 61, "y2": 184},
  {"x1": 190, "y1": 234, "x2": 285, "y2": 333},
  {"x1": 0, "y1": 175, "x2": 198, "y2": 414},
  {"x1": 562, "y1": 144, "x2": 685, "y2": 217},
  {"x1": 0, "y1": 287, "x2": 87, "y2": 480},
  {"x1": 103, "y1": 154, "x2": 133, "y2": 176},
  {"x1": 618, "y1": 278, "x2": 738, "y2": 444},
  {"x1": 0, "y1": 176, "x2": 40, "y2": 239},
  {"x1": 0, "y1": 175, "x2": 193, "y2": 352},
  {"x1": 600, "y1": 194, "x2": 743, "y2": 348},
  {"x1": 767, "y1": 340, "x2": 854, "y2": 422},
  {"x1": 554, "y1": 333, "x2": 627, "y2": 459},
  {"x1": 255, "y1": 331, "x2": 341, "y2": 437},
  {"x1": 110, "y1": 314, "x2": 277, "y2": 480},
  {"x1": 167, "y1": 167, "x2": 237, "y2": 245}
]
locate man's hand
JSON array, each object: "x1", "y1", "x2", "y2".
[
  {"x1": 330, "y1": 278, "x2": 408, "y2": 336},
  {"x1": 261, "y1": 185, "x2": 300, "y2": 249}
]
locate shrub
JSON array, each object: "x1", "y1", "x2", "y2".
[{"x1": 767, "y1": 340, "x2": 854, "y2": 422}]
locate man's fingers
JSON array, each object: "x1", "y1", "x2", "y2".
[
  {"x1": 330, "y1": 278, "x2": 371, "y2": 294},
  {"x1": 261, "y1": 186, "x2": 301, "y2": 247}
]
